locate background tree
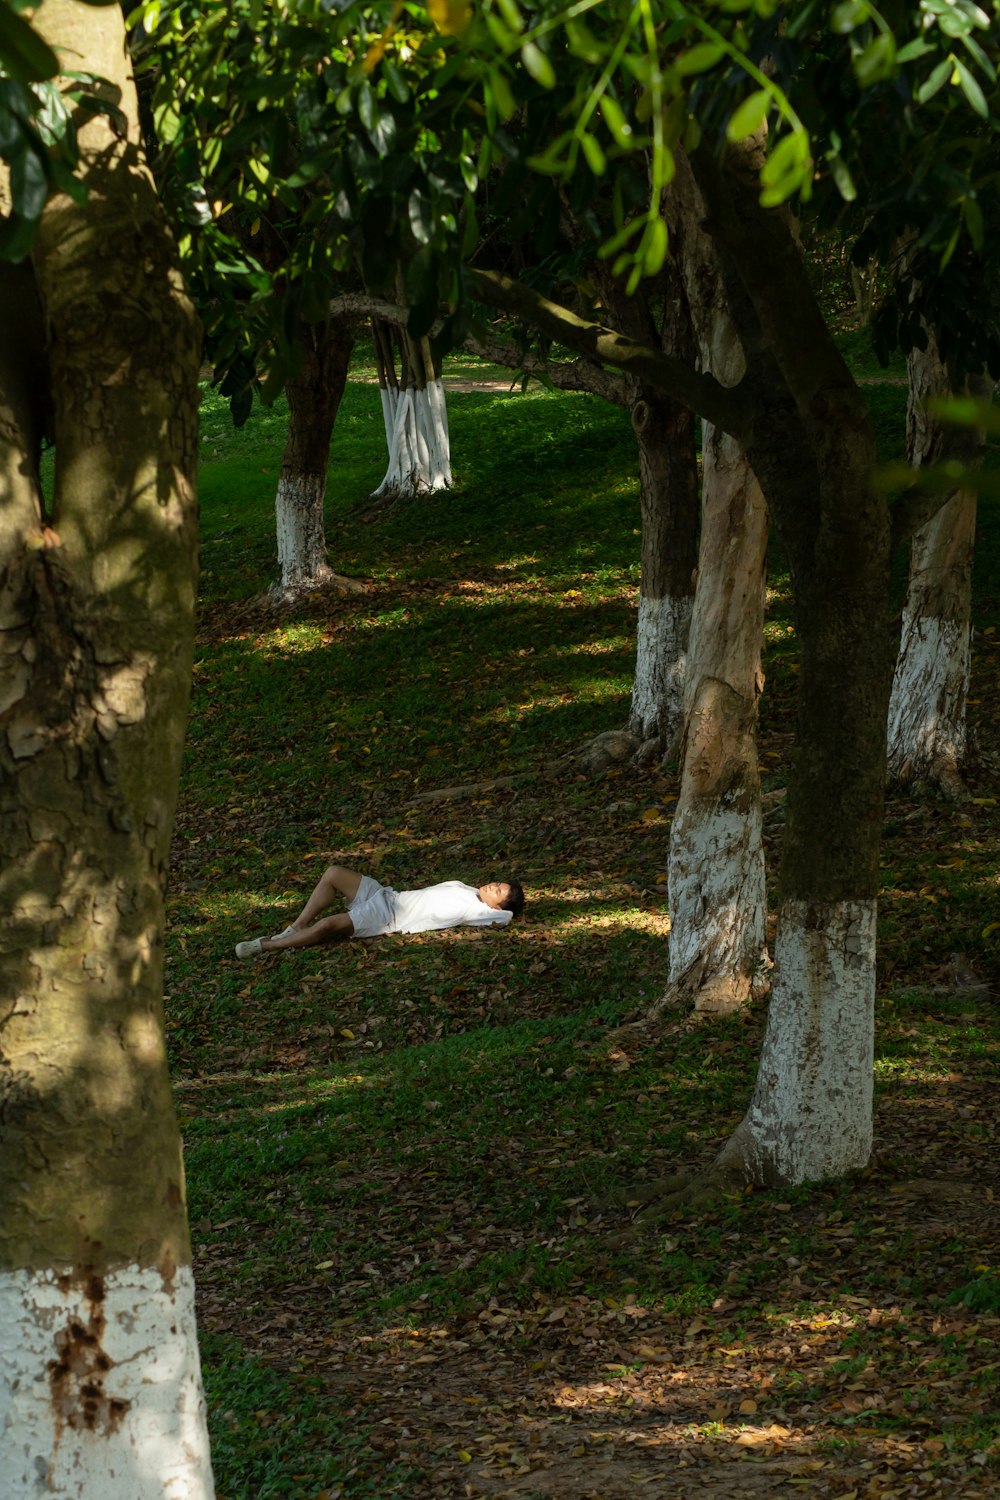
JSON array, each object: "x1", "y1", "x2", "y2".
[
  {"x1": 0, "y1": 1, "x2": 214, "y2": 1491},
  {"x1": 887, "y1": 335, "x2": 991, "y2": 797}
]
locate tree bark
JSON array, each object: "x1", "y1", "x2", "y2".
[
  {"x1": 662, "y1": 155, "x2": 769, "y2": 1015},
  {"x1": 0, "y1": 4, "x2": 213, "y2": 1494},
  {"x1": 372, "y1": 316, "x2": 451, "y2": 498},
  {"x1": 272, "y1": 317, "x2": 355, "y2": 600},
  {"x1": 627, "y1": 387, "x2": 698, "y2": 746},
  {"x1": 687, "y1": 138, "x2": 894, "y2": 1182},
  {"x1": 886, "y1": 336, "x2": 985, "y2": 797}
]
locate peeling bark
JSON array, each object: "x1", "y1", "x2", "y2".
[{"x1": 0, "y1": 3, "x2": 213, "y2": 1492}]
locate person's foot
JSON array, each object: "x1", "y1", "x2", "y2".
[
  {"x1": 235, "y1": 938, "x2": 264, "y2": 960},
  {"x1": 270, "y1": 925, "x2": 299, "y2": 940}
]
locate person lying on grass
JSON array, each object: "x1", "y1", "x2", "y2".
[{"x1": 235, "y1": 863, "x2": 526, "y2": 959}]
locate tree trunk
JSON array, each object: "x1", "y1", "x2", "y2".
[
  {"x1": 592, "y1": 254, "x2": 699, "y2": 752},
  {"x1": 662, "y1": 156, "x2": 769, "y2": 1015},
  {"x1": 628, "y1": 388, "x2": 698, "y2": 747},
  {"x1": 886, "y1": 337, "x2": 984, "y2": 798},
  {"x1": 0, "y1": 4, "x2": 213, "y2": 1494},
  {"x1": 689, "y1": 138, "x2": 895, "y2": 1183},
  {"x1": 273, "y1": 318, "x2": 355, "y2": 600},
  {"x1": 666, "y1": 423, "x2": 769, "y2": 1014},
  {"x1": 371, "y1": 316, "x2": 451, "y2": 498}
]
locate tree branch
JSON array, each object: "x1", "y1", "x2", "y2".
[
  {"x1": 460, "y1": 330, "x2": 631, "y2": 406},
  {"x1": 326, "y1": 293, "x2": 445, "y2": 337},
  {"x1": 465, "y1": 267, "x2": 750, "y2": 436}
]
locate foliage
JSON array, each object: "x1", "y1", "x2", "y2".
[{"x1": 0, "y1": 0, "x2": 131, "y2": 259}]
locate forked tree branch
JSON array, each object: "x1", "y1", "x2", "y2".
[
  {"x1": 460, "y1": 330, "x2": 630, "y2": 406},
  {"x1": 465, "y1": 268, "x2": 751, "y2": 436}
]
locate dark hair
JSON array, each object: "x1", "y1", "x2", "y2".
[{"x1": 500, "y1": 879, "x2": 526, "y2": 918}]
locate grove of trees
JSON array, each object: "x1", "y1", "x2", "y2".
[{"x1": 2, "y1": 0, "x2": 998, "y2": 1492}]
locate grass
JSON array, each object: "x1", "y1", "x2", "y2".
[{"x1": 168, "y1": 350, "x2": 1000, "y2": 1499}]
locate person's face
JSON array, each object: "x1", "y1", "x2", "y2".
[{"x1": 478, "y1": 880, "x2": 512, "y2": 910}]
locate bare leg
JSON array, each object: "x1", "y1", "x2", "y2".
[
  {"x1": 262, "y1": 912, "x2": 355, "y2": 952},
  {"x1": 288, "y1": 864, "x2": 365, "y2": 931}
]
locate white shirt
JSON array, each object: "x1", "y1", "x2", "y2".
[{"x1": 391, "y1": 881, "x2": 513, "y2": 934}]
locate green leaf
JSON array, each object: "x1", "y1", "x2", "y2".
[
  {"x1": 953, "y1": 57, "x2": 988, "y2": 117},
  {"x1": 0, "y1": 3, "x2": 59, "y2": 84},
  {"x1": 9, "y1": 138, "x2": 48, "y2": 220},
  {"x1": 641, "y1": 215, "x2": 668, "y2": 276},
  {"x1": 759, "y1": 130, "x2": 812, "y2": 206},
  {"x1": 383, "y1": 61, "x2": 410, "y2": 103},
  {"x1": 565, "y1": 18, "x2": 602, "y2": 64},
  {"x1": 580, "y1": 132, "x2": 606, "y2": 176},
  {"x1": 597, "y1": 215, "x2": 644, "y2": 261},
  {"x1": 826, "y1": 149, "x2": 857, "y2": 202},
  {"x1": 831, "y1": 0, "x2": 869, "y2": 34},
  {"x1": 916, "y1": 56, "x2": 953, "y2": 104},
  {"x1": 0, "y1": 209, "x2": 38, "y2": 262},
  {"x1": 485, "y1": 67, "x2": 516, "y2": 121},
  {"x1": 674, "y1": 42, "x2": 724, "y2": 76},
  {"x1": 408, "y1": 187, "x2": 433, "y2": 245},
  {"x1": 358, "y1": 81, "x2": 375, "y2": 132},
  {"x1": 853, "y1": 33, "x2": 897, "y2": 88},
  {"x1": 496, "y1": 0, "x2": 523, "y2": 34},
  {"x1": 521, "y1": 40, "x2": 555, "y2": 89},
  {"x1": 599, "y1": 94, "x2": 633, "y2": 148},
  {"x1": 725, "y1": 89, "x2": 770, "y2": 142}
]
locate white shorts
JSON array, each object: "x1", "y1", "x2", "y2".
[{"x1": 347, "y1": 875, "x2": 398, "y2": 938}]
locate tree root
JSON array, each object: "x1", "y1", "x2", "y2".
[
  {"x1": 646, "y1": 954, "x2": 771, "y2": 1021},
  {"x1": 603, "y1": 1162, "x2": 748, "y2": 1243},
  {"x1": 263, "y1": 571, "x2": 367, "y2": 609}
]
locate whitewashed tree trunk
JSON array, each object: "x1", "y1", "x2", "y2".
[
  {"x1": 663, "y1": 156, "x2": 769, "y2": 1014},
  {"x1": 626, "y1": 379, "x2": 699, "y2": 749},
  {"x1": 887, "y1": 338, "x2": 984, "y2": 797},
  {"x1": 1, "y1": 1268, "x2": 211, "y2": 1498},
  {"x1": 0, "y1": 3, "x2": 214, "y2": 1494},
  {"x1": 683, "y1": 133, "x2": 892, "y2": 1179},
  {"x1": 715, "y1": 900, "x2": 876, "y2": 1184},
  {"x1": 276, "y1": 469, "x2": 329, "y2": 587},
  {"x1": 372, "y1": 319, "x2": 450, "y2": 498},
  {"x1": 631, "y1": 593, "x2": 693, "y2": 744},
  {"x1": 272, "y1": 318, "x2": 354, "y2": 600}
]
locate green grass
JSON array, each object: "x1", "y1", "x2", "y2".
[{"x1": 169, "y1": 351, "x2": 1000, "y2": 1497}]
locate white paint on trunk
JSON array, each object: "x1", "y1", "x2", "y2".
[
  {"x1": 667, "y1": 795, "x2": 766, "y2": 1013},
  {"x1": 275, "y1": 470, "x2": 331, "y2": 590},
  {"x1": 373, "y1": 381, "x2": 451, "y2": 498},
  {"x1": 887, "y1": 611, "x2": 969, "y2": 787},
  {"x1": 723, "y1": 900, "x2": 876, "y2": 1185},
  {"x1": 629, "y1": 592, "x2": 691, "y2": 744},
  {"x1": 0, "y1": 1264, "x2": 214, "y2": 1499}
]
